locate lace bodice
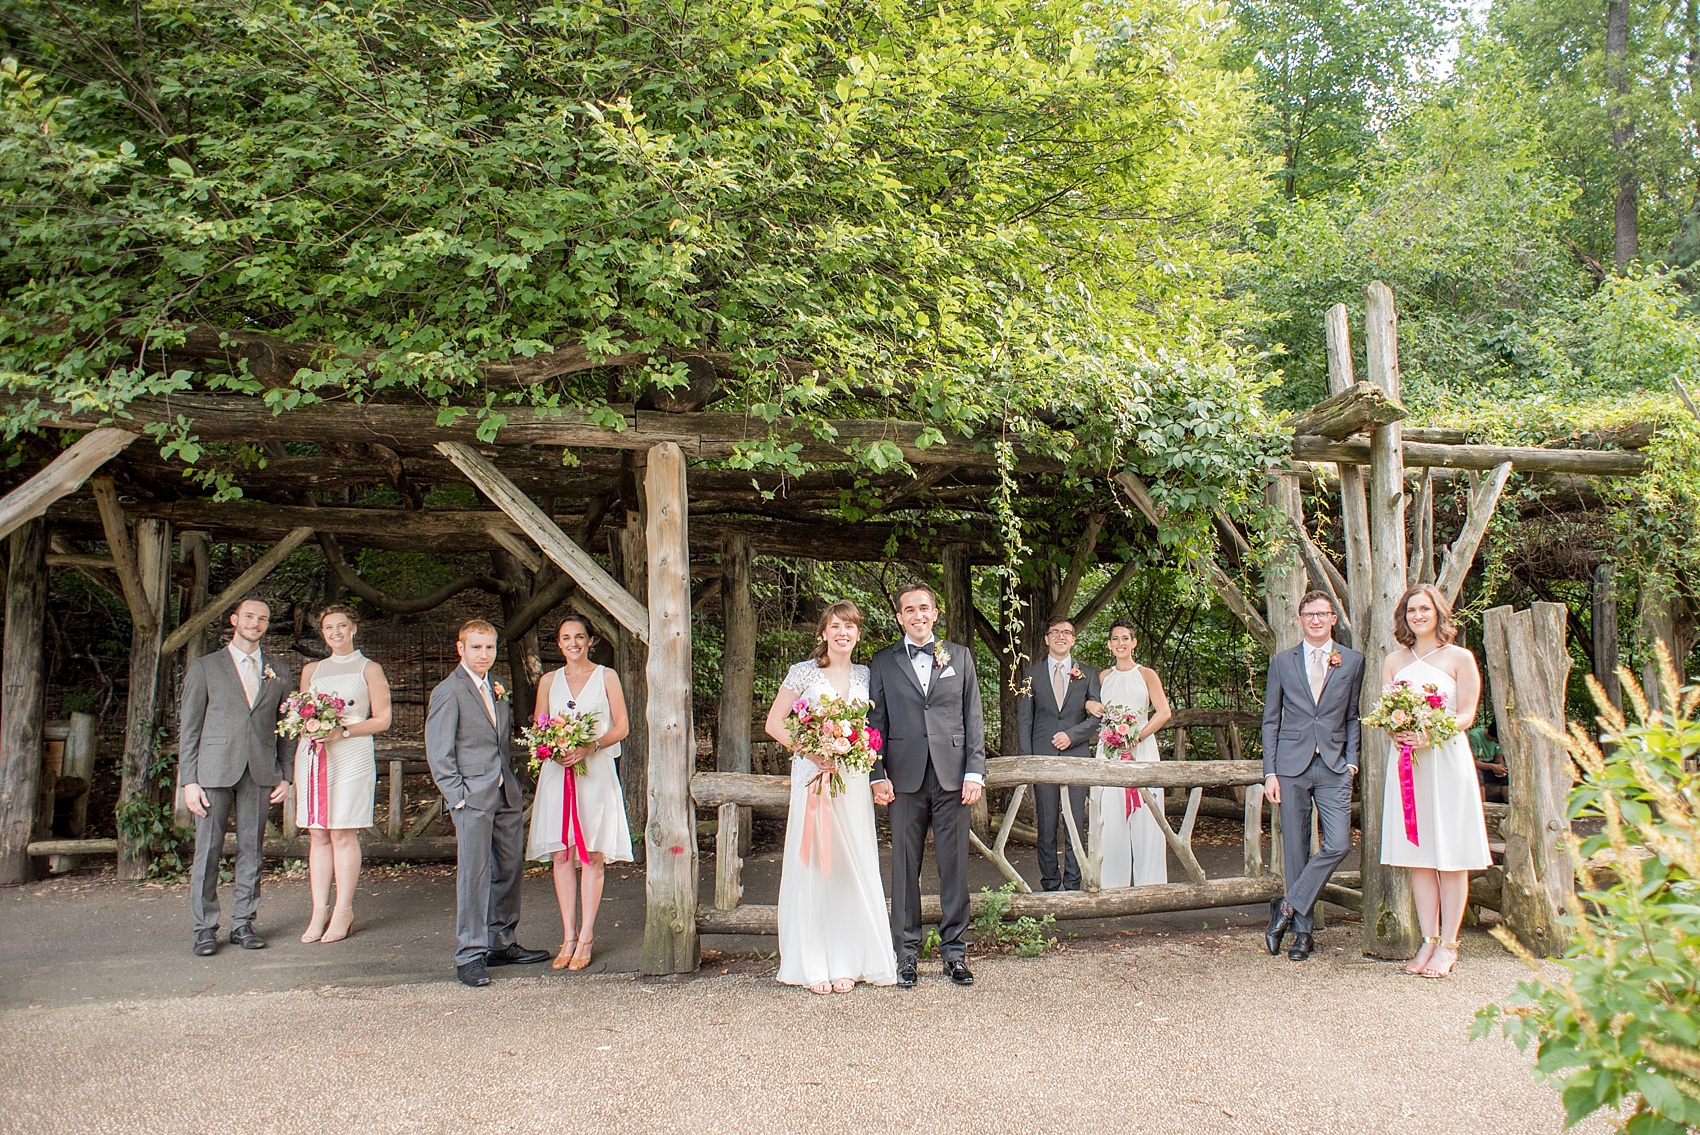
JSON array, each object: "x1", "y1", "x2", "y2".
[{"x1": 781, "y1": 659, "x2": 870, "y2": 704}]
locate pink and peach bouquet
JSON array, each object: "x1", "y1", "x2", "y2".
[
  {"x1": 1362, "y1": 680, "x2": 1459, "y2": 760},
  {"x1": 276, "y1": 691, "x2": 347, "y2": 740},
  {"x1": 520, "y1": 709, "x2": 600, "y2": 776},
  {"x1": 785, "y1": 692, "x2": 882, "y2": 796}
]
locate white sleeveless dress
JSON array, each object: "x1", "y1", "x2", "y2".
[
  {"x1": 1090, "y1": 665, "x2": 1168, "y2": 888},
  {"x1": 527, "y1": 666, "x2": 633, "y2": 863},
  {"x1": 776, "y1": 660, "x2": 898, "y2": 988},
  {"x1": 295, "y1": 651, "x2": 377, "y2": 830},
  {"x1": 1379, "y1": 656, "x2": 1491, "y2": 871}
]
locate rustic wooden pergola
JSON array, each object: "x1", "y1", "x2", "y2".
[{"x1": 0, "y1": 282, "x2": 1655, "y2": 969}]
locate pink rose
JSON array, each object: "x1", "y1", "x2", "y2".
[
  {"x1": 1425, "y1": 694, "x2": 1446, "y2": 708},
  {"x1": 302, "y1": 704, "x2": 316, "y2": 717},
  {"x1": 1390, "y1": 710, "x2": 1410, "y2": 727},
  {"x1": 537, "y1": 744, "x2": 554, "y2": 760},
  {"x1": 865, "y1": 727, "x2": 883, "y2": 752},
  {"x1": 552, "y1": 714, "x2": 568, "y2": 727}
]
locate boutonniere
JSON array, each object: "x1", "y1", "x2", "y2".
[
  {"x1": 491, "y1": 679, "x2": 508, "y2": 701},
  {"x1": 1069, "y1": 666, "x2": 1084, "y2": 681},
  {"x1": 1327, "y1": 651, "x2": 1342, "y2": 669},
  {"x1": 262, "y1": 665, "x2": 278, "y2": 682},
  {"x1": 933, "y1": 642, "x2": 950, "y2": 669}
]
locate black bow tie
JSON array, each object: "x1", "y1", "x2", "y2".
[{"x1": 907, "y1": 641, "x2": 935, "y2": 659}]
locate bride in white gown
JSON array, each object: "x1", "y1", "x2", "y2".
[
  {"x1": 1090, "y1": 620, "x2": 1174, "y2": 888},
  {"x1": 764, "y1": 600, "x2": 897, "y2": 994}
]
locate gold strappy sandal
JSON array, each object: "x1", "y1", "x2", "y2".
[{"x1": 1404, "y1": 935, "x2": 1440, "y2": 975}]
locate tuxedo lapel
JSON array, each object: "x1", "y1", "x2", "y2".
[{"x1": 893, "y1": 643, "x2": 926, "y2": 700}]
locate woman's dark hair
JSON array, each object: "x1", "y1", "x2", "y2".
[
  {"x1": 1392, "y1": 583, "x2": 1458, "y2": 647},
  {"x1": 557, "y1": 612, "x2": 596, "y2": 640},
  {"x1": 1107, "y1": 618, "x2": 1138, "y2": 642},
  {"x1": 810, "y1": 601, "x2": 865, "y2": 665}
]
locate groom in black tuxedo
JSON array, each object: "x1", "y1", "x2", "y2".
[
  {"x1": 1260, "y1": 590, "x2": 1366, "y2": 961},
  {"x1": 869, "y1": 582, "x2": 986, "y2": 987}
]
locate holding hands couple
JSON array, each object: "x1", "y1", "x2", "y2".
[{"x1": 767, "y1": 583, "x2": 985, "y2": 994}]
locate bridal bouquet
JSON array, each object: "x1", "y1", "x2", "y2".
[
  {"x1": 276, "y1": 691, "x2": 348, "y2": 740},
  {"x1": 520, "y1": 709, "x2": 600, "y2": 776},
  {"x1": 1362, "y1": 680, "x2": 1460, "y2": 847},
  {"x1": 1098, "y1": 704, "x2": 1147, "y2": 816},
  {"x1": 785, "y1": 693, "x2": 883, "y2": 796}
]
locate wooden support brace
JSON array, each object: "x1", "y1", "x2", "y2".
[
  {"x1": 1434, "y1": 461, "x2": 1513, "y2": 606},
  {"x1": 1284, "y1": 381, "x2": 1406, "y2": 439},
  {"x1": 1051, "y1": 512, "x2": 1105, "y2": 620},
  {"x1": 161, "y1": 526, "x2": 315, "y2": 655},
  {"x1": 91, "y1": 477, "x2": 157, "y2": 633},
  {"x1": 714, "y1": 802, "x2": 745, "y2": 910},
  {"x1": 0, "y1": 428, "x2": 135, "y2": 543},
  {"x1": 486, "y1": 526, "x2": 544, "y2": 574},
  {"x1": 437, "y1": 442, "x2": 649, "y2": 642},
  {"x1": 1243, "y1": 783, "x2": 1264, "y2": 878}
]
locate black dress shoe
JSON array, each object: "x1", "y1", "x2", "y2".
[
  {"x1": 229, "y1": 923, "x2": 267, "y2": 950},
  {"x1": 895, "y1": 961, "x2": 918, "y2": 987},
  {"x1": 1287, "y1": 932, "x2": 1315, "y2": 961},
  {"x1": 944, "y1": 959, "x2": 975, "y2": 986},
  {"x1": 456, "y1": 961, "x2": 492, "y2": 987},
  {"x1": 192, "y1": 930, "x2": 218, "y2": 957},
  {"x1": 1264, "y1": 898, "x2": 1293, "y2": 957},
  {"x1": 486, "y1": 944, "x2": 550, "y2": 966}
]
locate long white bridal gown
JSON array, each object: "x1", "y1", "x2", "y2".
[
  {"x1": 1090, "y1": 664, "x2": 1168, "y2": 888},
  {"x1": 775, "y1": 660, "x2": 898, "y2": 988}
]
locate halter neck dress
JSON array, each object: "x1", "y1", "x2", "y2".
[
  {"x1": 1378, "y1": 654, "x2": 1491, "y2": 871},
  {"x1": 295, "y1": 650, "x2": 377, "y2": 829}
]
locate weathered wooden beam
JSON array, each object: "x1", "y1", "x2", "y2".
[
  {"x1": 1294, "y1": 435, "x2": 1646, "y2": 476},
  {"x1": 1051, "y1": 512, "x2": 1105, "y2": 620},
  {"x1": 697, "y1": 876, "x2": 1287, "y2": 934},
  {"x1": 716, "y1": 532, "x2": 755, "y2": 778},
  {"x1": 1408, "y1": 467, "x2": 1435, "y2": 585},
  {"x1": 437, "y1": 441, "x2": 650, "y2": 642},
  {"x1": 0, "y1": 520, "x2": 48, "y2": 884},
  {"x1": 640, "y1": 442, "x2": 699, "y2": 974},
  {"x1": 117, "y1": 518, "x2": 170, "y2": 878},
  {"x1": 0, "y1": 428, "x2": 136, "y2": 543},
  {"x1": 1434, "y1": 461, "x2": 1512, "y2": 606},
  {"x1": 159, "y1": 526, "x2": 315, "y2": 655},
  {"x1": 1111, "y1": 472, "x2": 1275, "y2": 653},
  {"x1": 714, "y1": 802, "x2": 744, "y2": 911},
  {"x1": 1592, "y1": 564, "x2": 1622, "y2": 710},
  {"x1": 1359, "y1": 279, "x2": 1420, "y2": 959},
  {"x1": 1071, "y1": 558, "x2": 1138, "y2": 632},
  {"x1": 91, "y1": 477, "x2": 157, "y2": 633},
  {"x1": 486, "y1": 527, "x2": 544, "y2": 575},
  {"x1": 44, "y1": 552, "x2": 118, "y2": 570},
  {"x1": 1284, "y1": 380, "x2": 1405, "y2": 439}
]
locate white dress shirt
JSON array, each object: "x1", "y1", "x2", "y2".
[
  {"x1": 902, "y1": 635, "x2": 982, "y2": 787},
  {"x1": 228, "y1": 640, "x2": 262, "y2": 707}
]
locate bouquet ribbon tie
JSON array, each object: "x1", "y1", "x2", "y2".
[
  {"x1": 1121, "y1": 754, "x2": 1141, "y2": 818},
  {"x1": 308, "y1": 738, "x2": 330, "y2": 828},
  {"x1": 799, "y1": 773, "x2": 834, "y2": 875},
  {"x1": 559, "y1": 764, "x2": 590, "y2": 865},
  {"x1": 1398, "y1": 744, "x2": 1419, "y2": 846}
]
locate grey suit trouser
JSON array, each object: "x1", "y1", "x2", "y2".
[
  {"x1": 190, "y1": 769, "x2": 268, "y2": 933},
  {"x1": 1278, "y1": 754, "x2": 1353, "y2": 934},
  {"x1": 449, "y1": 798, "x2": 524, "y2": 966},
  {"x1": 889, "y1": 764, "x2": 970, "y2": 964},
  {"x1": 1034, "y1": 781, "x2": 1088, "y2": 890}
]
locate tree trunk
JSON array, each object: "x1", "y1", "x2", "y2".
[
  {"x1": 1326, "y1": 305, "x2": 1374, "y2": 638},
  {"x1": 0, "y1": 519, "x2": 48, "y2": 884},
  {"x1": 1607, "y1": 0, "x2": 1638, "y2": 271},
  {"x1": 1264, "y1": 474, "x2": 1306, "y2": 651},
  {"x1": 715, "y1": 533, "x2": 755, "y2": 776},
  {"x1": 1359, "y1": 282, "x2": 1420, "y2": 958},
  {"x1": 1593, "y1": 564, "x2": 1622, "y2": 709},
  {"x1": 117, "y1": 519, "x2": 170, "y2": 879}
]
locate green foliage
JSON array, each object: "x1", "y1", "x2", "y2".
[
  {"x1": 973, "y1": 881, "x2": 1059, "y2": 956},
  {"x1": 114, "y1": 728, "x2": 193, "y2": 881},
  {"x1": 1474, "y1": 655, "x2": 1700, "y2": 1134}
]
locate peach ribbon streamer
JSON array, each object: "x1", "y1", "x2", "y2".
[{"x1": 798, "y1": 777, "x2": 833, "y2": 875}]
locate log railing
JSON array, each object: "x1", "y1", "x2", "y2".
[{"x1": 691, "y1": 755, "x2": 1280, "y2": 935}]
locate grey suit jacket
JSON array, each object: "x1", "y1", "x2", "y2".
[
  {"x1": 1260, "y1": 643, "x2": 1366, "y2": 778},
  {"x1": 425, "y1": 666, "x2": 520, "y2": 814},
  {"x1": 867, "y1": 639, "x2": 987, "y2": 794},
  {"x1": 178, "y1": 647, "x2": 294, "y2": 789},
  {"x1": 1015, "y1": 659, "x2": 1102, "y2": 757}
]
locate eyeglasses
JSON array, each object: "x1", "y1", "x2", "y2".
[
  {"x1": 1299, "y1": 611, "x2": 1334, "y2": 621},
  {"x1": 1046, "y1": 628, "x2": 1076, "y2": 637}
]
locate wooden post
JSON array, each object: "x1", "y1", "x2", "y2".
[
  {"x1": 1407, "y1": 468, "x2": 1434, "y2": 585},
  {"x1": 613, "y1": 511, "x2": 649, "y2": 864},
  {"x1": 1482, "y1": 604, "x2": 1575, "y2": 956},
  {"x1": 1359, "y1": 280, "x2": 1420, "y2": 958},
  {"x1": 0, "y1": 519, "x2": 48, "y2": 884},
  {"x1": 1264, "y1": 474, "x2": 1306, "y2": 650},
  {"x1": 714, "y1": 802, "x2": 744, "y2": 911},
  {"x1": 1243, "y1": 783, "x2": 1265, "y2": 877},
  {"x1": 1593, "y1": 564, "x2": 1621, "y2": 710},
  {"x1": 117, "y1": 519, "x2": 170, "y2": 879},
  {"x1": 1638, "y1": 586, "x2": 1678, "y2": 713},
  {"x1": 641, "y1": 442, "x2": 700, "y2": 974},
  {"x1": 716, "y1": 532, "x2": 755, "y2": 856},
  {"x1": 174, "y1": 531, "x2": 210, "y2": 829},
  {"x1": 1325, "y1": 304, "x2": 1373, "y2": 638},
  {"x1": 51, "y1": 713, "x2": 97, "y2": 873},
  {"x1": 387, "y1": 760, "x2": 405, "y2": 840}
]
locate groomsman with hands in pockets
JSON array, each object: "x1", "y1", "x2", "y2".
[{"x1": 1015, "y1": 615, "x2": 1103, "y2": 891}]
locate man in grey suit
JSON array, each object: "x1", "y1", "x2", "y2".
[
  {"x1": 868, "y1": 582, "x2": 987, "y2": 988},
  {"x1": 1260, "y1": 590, "x2": 1366, "y2": 961},
  {"x1": 1016, "y1": 615, "x2": 1103, "y2": 891},
  {"x1": 180, "y1": 597, "x2": 294, "y2": 956},
  {"x1": 424, "y1": 619, "x2": 548, "y2": 987}
]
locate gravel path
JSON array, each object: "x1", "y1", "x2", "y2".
[{"x1": 0, "y1": 922, "x2": 1608, "y2": 1135}]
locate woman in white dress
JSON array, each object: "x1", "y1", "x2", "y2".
[
  {"x1": 1378, "y1": 582, "x2": 1490, "y2": 979},
  {"x1": 764, "y1": 600, "x2": 897, "y2": 994},
  {"x1": 297, "y1": 605, "x2": 392, "y2": 944},
  {"x1": 1090, "y1": 619, "x2": 1173, "y2": 888},
  {"x1": 526, "y1": 614, "x2": 632, "y2": 971}
]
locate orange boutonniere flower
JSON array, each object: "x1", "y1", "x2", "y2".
[
  {"x1": 1328, "y1": 651, "x2": 1342, "y2": 669},
  {"x1": 1069, "y1": 666, "x2": 1084, "y2": 681},
  {"x1": 491, "y1": 680, "x2": 508, "y2": 701}
]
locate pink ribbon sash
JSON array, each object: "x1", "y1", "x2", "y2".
[
  {"x1": 307, "y1": 738, "x2": 329, "y2": 828},
  {"x1": 1121, "y1": 754, "x2": 1141, "y2": 818},
  {"x1": 560, "y1": 763, "x2": 590, "y2": 864},
  {"x1": 1398, "y1": 744, "x2": 1419, "y2": 846},
  {"x1": 798, "y1": 776, "x2": 834, "y2": 875}
]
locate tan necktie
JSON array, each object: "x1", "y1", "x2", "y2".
[
  {"x1": 1052, "y1": 661, "x2": 1068, "y2": 711},
  {"x1": 240, "y1": 653, "x2": 260, "y2": 707},
  {"x1": 477, "y1": 678, "x2": 497, "y2": 723},
  {"x1": 1308, "y1": 648, "x2": 1326, "y2": 703}
]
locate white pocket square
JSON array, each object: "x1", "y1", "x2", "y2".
[{"x1": 940, "y1": 667, "x2": 958, "y2": 678}]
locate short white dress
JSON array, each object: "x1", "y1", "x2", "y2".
[
  {"x1": 1379, "y1": 656, "x2": 1492, "y2": 871},
  {"x1": 527, "y1": 666, "x2": 633, "y2": 863},
  {"x1": 1089, "y1": 664, "x2": 1168, "y2": 888},
  {"x1": 295, "y1": 651, "x2": 377, "y2": 830},
  {"x1": 776, "y1": 660, "x2": 897, "y2": 988}
]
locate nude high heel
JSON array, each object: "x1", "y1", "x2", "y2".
[
  {"x1": 321, "y1": 906, "x2": 355, "y2": 943},
  {"x1": 553, "y1": 939, "x2": 578, "y2": 970},
  {"x1": 567, "y1": 938, "x2": 594, "y2": 971},
  {"x1": 1404, "y1": 935, "x2": 1440, "y2": 975},
  {"x1": 301, "y1": 905, "x2": 332, "y2": 944}
]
